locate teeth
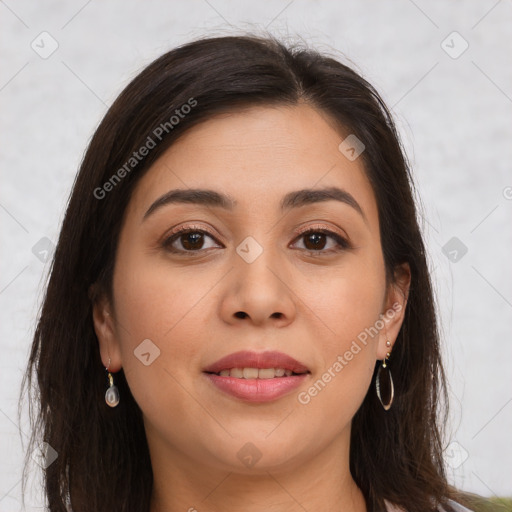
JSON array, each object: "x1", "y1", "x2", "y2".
[
  {"x1": 258, "y1": 368, "x2": 275, "y2": 379},
  {"x1": 243, "y1": 368, "x2": 259, "y2": 379},
  {"x1": 230, "y1": 368, "x2": 244, "y2": 378},
  {"x1": 216, "y1": 367, "x2": 297, "y2": 379}
]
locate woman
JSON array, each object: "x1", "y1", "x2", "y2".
[{"x1": 21, "y1": 34, "x2": 475, "y2": 512}]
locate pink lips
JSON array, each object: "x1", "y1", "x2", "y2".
[
  {"x1": 203, "y1": 350, "x2": 310, "y2": 403},
  {"x1": 203, "y1": 350, "x2": 310, "y2": 374}
]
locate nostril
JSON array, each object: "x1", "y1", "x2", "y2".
[{"x1": 235, "y1": 311, "x2": 248, "y2": 319}]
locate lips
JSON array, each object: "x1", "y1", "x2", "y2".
[
  {"x1": 202, "y1": 350, "x2": 310, "y2": 403},
  {"x1": 202, "y1": 350, "x2": 310, "y2": 375}
]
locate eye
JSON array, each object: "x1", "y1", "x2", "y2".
[
  {"x1": 161, "y1": 224, "x2": 350, "y2": 256},
  {"x1": 162, "y1": 226, "x2": 222, "y2": 254},
  {"x1": 291, "y1": 227, "x2": 350, "y2": 255}
]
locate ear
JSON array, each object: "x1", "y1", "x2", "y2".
[
  {"x1": 89, "y1": 284, "x2": 123, "y2": 373},
  {"x1": 376, "y1": 263, "x2": 411, "y2": 360}
]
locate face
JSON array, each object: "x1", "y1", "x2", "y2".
[{"x1": 93, "y1": 104, "x2": 409, "y2": 475}]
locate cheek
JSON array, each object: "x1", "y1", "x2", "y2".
[
  {"x1": 111, "y1": 250, "x2": 217, "y2": 384},
  {"x1": 295, "y1": 253, "x2": 384, "y2": 401},
  {"x1": 111, "y1": 251, "x2": 219, "y2": 425},
  {"x1": 301, "y1": 254, "x2": 386, "y2": 349},
  {"x1": 114, "y1": 247, "x2": 212, "y2": 337},
  {"x1": 295, "y1": 271, "x2": 382, "y2": 424}
]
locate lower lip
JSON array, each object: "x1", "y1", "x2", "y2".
[{"x1": 204, "y1": 373, "x2": 309, "y2": 402}]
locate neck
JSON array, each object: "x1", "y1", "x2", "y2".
[{"x1": 148, "y1": 428, "x2": 367, "y2": 512}]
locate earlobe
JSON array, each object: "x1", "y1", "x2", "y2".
[
  {"x1": 90, "y1": 287, "x2": 123, "y2": 373},
  {"x1": 377, "y1": 263, "x2": 411, "y2": 359}
]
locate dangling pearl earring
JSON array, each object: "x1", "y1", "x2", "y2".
[
  {"x1": 376, "y1": 340, "x2": 394, "y2": 411},
  {"x1": 105, "y1": 357, "x2": 120, "y2": 408}
]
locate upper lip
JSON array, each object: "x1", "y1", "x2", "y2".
[{"x1": 203, "y1": 350, "x2": 310, "y2": 374}]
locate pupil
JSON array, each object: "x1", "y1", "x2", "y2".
[
  {"x1": 305, "y1": 233, "x2": 326, "y2": 250},
  {"x1": 182, "y1": 233, "x2": 203, "y2": 250}
]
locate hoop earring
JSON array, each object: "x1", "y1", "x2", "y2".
[
  {"x1": 105, "y1": 358, "x2": 120, "y2": 408},
  {"x1": 376, "y1": 340, "x2": 394, "y2": 411}
]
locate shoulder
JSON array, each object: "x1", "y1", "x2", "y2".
[
  {"x1": 384, "y1": 499, "x2": 474, "y2": 512},
  {"x1": 438, "y1": 500, "x2": 474, "y2": 512}
]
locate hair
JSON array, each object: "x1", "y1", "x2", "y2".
[{"x1": 20, "y1": 33, "x2": 471, "y2": 512}]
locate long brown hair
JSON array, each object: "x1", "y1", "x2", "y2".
[{"x1": 20, "y1": 33, "x2": 469, "y2": 512}]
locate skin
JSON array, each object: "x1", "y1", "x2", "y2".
[{"x1": 92, "y1": 104, "x2": 410, "y2": 512}]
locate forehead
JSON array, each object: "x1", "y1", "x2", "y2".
[{"x1": 127, "y1": 104, "x2": 378, "y2": 226}]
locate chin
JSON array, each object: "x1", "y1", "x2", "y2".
[{"x1": 191, "y1": 430, "x2": 316, "y2": 475}]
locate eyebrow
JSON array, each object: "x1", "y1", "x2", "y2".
[{"x1": 142, "y1": 186, "x2": 367, "y2": 224}]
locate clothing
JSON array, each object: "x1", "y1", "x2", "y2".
[{"x1": 384, "y1": 498, "x2": 474, "y2": 512}]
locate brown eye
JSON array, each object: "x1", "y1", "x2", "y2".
[
  {"x1": 180, "y1": 232, "x2": 205, "y2": 250},
  {"x1": 292, "y1": 228, "x2": 350, "y2": 254},
  {"x1": 162, "y1": 226, "x2": 349, "y2": 256},
  {"x1": 303, "y1": 232, "x2": 328, "y2": 251},
  {"x1": 163, "y1": 228, "x2": 221, "y2": 253}
]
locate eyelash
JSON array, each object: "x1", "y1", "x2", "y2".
[{"x1": 162, "y1": 224, "x2": 350, "y2": 256}]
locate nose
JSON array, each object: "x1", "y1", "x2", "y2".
[{"x1": 219, "y1": 245, "x2": 297, "y2": 328}]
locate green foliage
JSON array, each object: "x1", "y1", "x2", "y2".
[{"x1": 462, "y1": 495, "x2": 512, "y2": 512}]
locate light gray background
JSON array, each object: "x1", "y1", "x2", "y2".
[{"x1": 1, "y1": 0, "x2": 511, "y2": 509}]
